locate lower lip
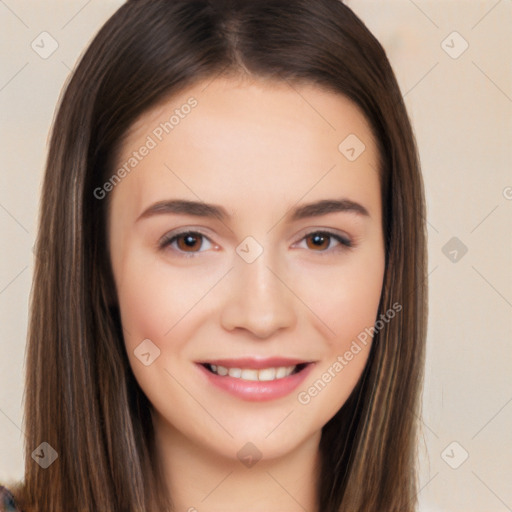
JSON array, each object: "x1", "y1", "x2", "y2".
[{"x1": 196, "y1": 363, "x2": 315, "y2": 402}]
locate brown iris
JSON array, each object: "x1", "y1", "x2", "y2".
[
  {"x1": 176, "y1": 233, "x2": 202, "y2": 252},
  {"x1": 305, "y1": 233, "x2": 330, "y2": 251}
]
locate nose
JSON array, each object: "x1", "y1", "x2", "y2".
[{"x1": 220, "y1": 248, "x2": 297, "y2": 339}]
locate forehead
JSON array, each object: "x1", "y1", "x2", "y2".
[
  {"x1": 122, "y1": 75, "x2": 377, "y2": 156},
  {"x1": 111, "y1": 76, "x2": 381, "y2": 221}
]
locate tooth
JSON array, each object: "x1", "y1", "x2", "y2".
[
  {"x1": 275, "y1": 366, "x2": 287, "y2": 379},
  {"x1": 216, "y1": 365, "x2": 228, "y2": 376},
  {"x1": 240, "y1": 369, "x2": 259, "y2": 381},
  {"x1": 209, "y1": 364, "x2": 302, "y2": 380},
  {"x1": 258, "y1": 368, "x2": 276, "y2": 381},
  {"x1": 228, "y1": 367, "x2": 242, "y2": 378}
]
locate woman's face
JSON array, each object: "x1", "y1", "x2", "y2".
[{"x1": 108, "y1": 76, "x2": 385, "y2": 463}]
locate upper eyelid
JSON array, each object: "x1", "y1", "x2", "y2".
[
  {"x1": 159, "y1": 228, "x2": 213, "y2": 245},
  {"x1": 159, "y1": 228, "x2": 352, "y2": 250},
  {"x1": 295, "y1": 226, "x2": 350, "y2": 240}
]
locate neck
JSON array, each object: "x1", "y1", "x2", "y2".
[{"x1": 153, "y1": 414, "x2": 321, "y2": 512}]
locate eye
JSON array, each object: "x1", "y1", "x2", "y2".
[
  {"x1": 296, "y1": 230, "x2": 352, "y2": 254},
  {"x1": 159, "y1": 230, "x2": 215, "y2": 257}
]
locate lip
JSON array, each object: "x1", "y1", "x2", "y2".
[{"x1": 195, "y1": 359, "x2": 316, "y2": 402}]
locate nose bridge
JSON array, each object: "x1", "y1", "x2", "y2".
[{"x1": 220, "y1": 239, "x2": 297, "y2": 338}]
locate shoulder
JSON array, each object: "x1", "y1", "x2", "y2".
[{"x1": 0, "y1": 485, "x2": 22, "y2": 512}]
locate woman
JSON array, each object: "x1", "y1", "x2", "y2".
[{"x1": 1, "y1": 0, "x2": 428, "y2": 510}]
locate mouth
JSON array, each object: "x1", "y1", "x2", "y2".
[
  {"x1": 195, "y1": 357, "x2": 315, "y2": 401},
  {"x1": 201, "y1": 362, "x2": 309, "y2": 381}
]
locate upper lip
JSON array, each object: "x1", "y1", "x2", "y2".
[{"x1": 197, "y1": 357, "x2": 313, "y2": 369}]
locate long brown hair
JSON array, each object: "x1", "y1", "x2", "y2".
[{"x1": 10, "y1": 1, "x2": 427, "y2": 510}]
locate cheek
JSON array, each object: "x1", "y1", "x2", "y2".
[
  {"x1": 114, "y1": 255, "x2": 208, "y2": 416},
  {"x1": 293, "y1": 249, "x2": 384, "y2": 416},
  {"x1": 114, "y1": 249, "x2": 229, "y2": 397},
  {"x1": 118, "y1": 275, "x2": 170, "y2": 347},
  {"x1": 332, "y1": 265, "x2": 383, "y2": 346},
  {"x1": 297, "y1": 250, "x2": 385, "y2": 349},
  {"x1": 115, "y1": 251, "x2": 203, "y2": 358}
]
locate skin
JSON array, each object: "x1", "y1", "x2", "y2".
[{"x1": 107, "y1": 75, "x2": 385, "y2": 512}]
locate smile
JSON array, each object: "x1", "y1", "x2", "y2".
[
  {"x1": 196, "y1": 358, "x2": 315, "y2": 402},
  {"x1": 205, "y1": 363, "x2": 307, "y2": 381}
]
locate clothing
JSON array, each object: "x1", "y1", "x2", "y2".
[{"x1": 0, "y1": 486, "x2": 22, "y2": 512}]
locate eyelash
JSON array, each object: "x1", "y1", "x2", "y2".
[{"x1": 158, "y1": 230, "x2": 353, "y2": 258}]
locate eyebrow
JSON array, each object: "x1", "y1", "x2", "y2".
[{"x1": 136, "y1": 197, "x2": 370, "y2": 223}]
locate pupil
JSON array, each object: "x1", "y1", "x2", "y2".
[{"x1": 185, "y1": 235, "x2": 196, "y2": 246}]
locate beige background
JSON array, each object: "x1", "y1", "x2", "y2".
[{"x1": 1, "y1": 1, "x2": 511, "y2": 510}]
